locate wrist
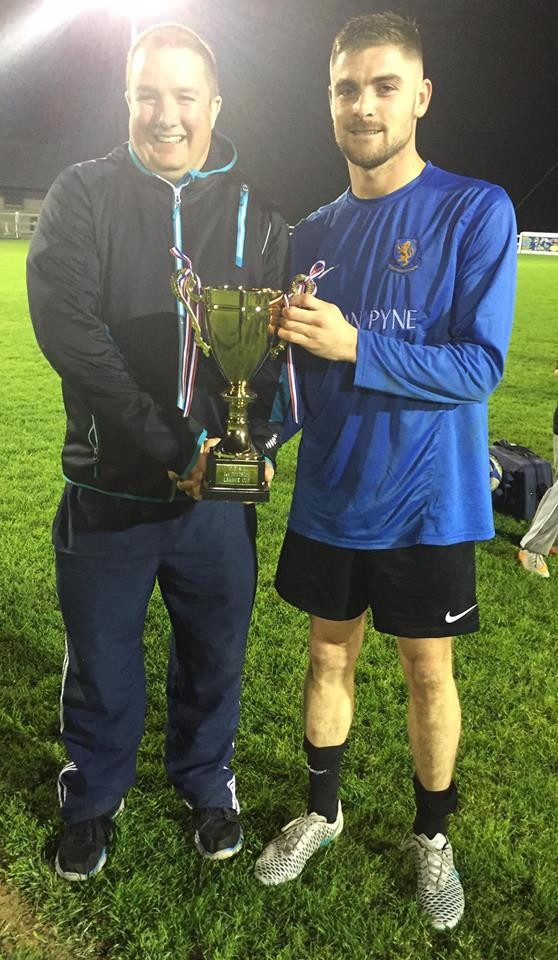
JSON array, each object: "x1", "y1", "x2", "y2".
[{"x1": 344, "y1": 326, "x2": 358, "y2": 363}]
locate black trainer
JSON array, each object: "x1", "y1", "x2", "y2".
[
  {"x1": 193, "y1": 807, "x2": 243, "y2": 860},
  {"x1": 55, "y1": 801, "x2": 123, "y2": 881}
]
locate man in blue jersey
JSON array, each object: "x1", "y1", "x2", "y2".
[
  {"x1": 254, "y1": 12, "x2": 516, "y2": 931},
  {"x1": 27, "y1": 23, "x2": 288, "y2": 881}
]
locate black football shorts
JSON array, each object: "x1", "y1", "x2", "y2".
[{"x1": 275, "y1": 529, "x2": 479, "y2": 638}]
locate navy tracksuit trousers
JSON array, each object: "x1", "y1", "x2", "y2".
[{"x1": 53, "y1": 487, "x2": 257, "y2": 824}]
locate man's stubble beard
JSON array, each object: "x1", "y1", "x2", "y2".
[{"x1": 334, "y1": 123, "x2": 413, "y2": 172}]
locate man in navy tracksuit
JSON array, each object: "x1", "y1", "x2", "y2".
[{"x1": 27, "y1": 23, "x2": 288, "y2": 880}]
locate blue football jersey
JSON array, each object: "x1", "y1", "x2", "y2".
[{"x1": 286, "y1": 162, "x2": 517, "y2": 549}]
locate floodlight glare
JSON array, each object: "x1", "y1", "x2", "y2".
[
  {"x1": 2, "y1": 0, "x2": 174, "y2": 65},
  {"x1": 109, "y1": 0, "x2": 174, "y2": 16},
  {"x1": 6, "y1": 0, "x2": 95, "y2": 55}
]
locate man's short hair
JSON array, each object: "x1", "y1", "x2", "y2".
[
  {"x1": 330, "y1": 11, "x2": 422, "y2": 69},
  {"x1": 127, "y1": 22, "x2": 219, "y2": 97}
]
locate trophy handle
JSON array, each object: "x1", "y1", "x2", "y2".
[
  {"x1": 170, "y1": 268, "x2": 211, "y2": 358},
  {"x1": 267, "y1": 276, "x2": 317, "y2": 358},
  {"x1": 290, "y1": 274, "x2": 317, "y2": 296}
]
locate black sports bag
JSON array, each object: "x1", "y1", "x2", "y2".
[{"x1": 490, "y1": 439, "x2": 553, "y2": 522}]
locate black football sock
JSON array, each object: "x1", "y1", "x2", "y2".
[
  {"x1": 304, "y1": 735, "x2": 347, "y2": 823},
  {"x1": 412, "y1": 773, "x2": 458, "y2": 839}
]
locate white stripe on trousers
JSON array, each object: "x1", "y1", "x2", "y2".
[{"x1": 58, "y1": 633, "x2": 76, "y2": 808}]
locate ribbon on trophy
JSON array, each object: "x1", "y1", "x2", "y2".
[
  {"x1": 170, "y1": 246, "x2": 204, "y2": 416},
  {"x1": 278, "y1": 260, "x2": 335, "y2": 424}
]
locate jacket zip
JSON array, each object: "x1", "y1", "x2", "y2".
[
  {"x1": 172, "y1": 185, "x2": 187, "y2": 409},
  {"x1": 87, "y1": 414, "x2": 100, "y2": 478}
]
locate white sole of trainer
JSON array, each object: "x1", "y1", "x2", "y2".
[
  {"x1": 55, "y1": 848, "x2": 107, "y2": 882},
  {"x1": 194, "y1": 831, "x2": 244, "y2": 861},
  {"x1": 430, "y1": 911, "x2": 464, "y2": 932}
]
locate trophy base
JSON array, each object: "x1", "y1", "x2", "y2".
[
  {"x1": 203, "y1": 484, "x2": 269, "y2": 503},
  {"x1": 203, "y1": 452, "x2": 269, "y2": 503}
]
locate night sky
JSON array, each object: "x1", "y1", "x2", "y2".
[{"x1": 1, "y1": 0, "x2": 557, "y2": 229}]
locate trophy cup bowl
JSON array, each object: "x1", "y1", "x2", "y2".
[{"x1": 171, "y1": 275, "x2": 283, "y2": 501}]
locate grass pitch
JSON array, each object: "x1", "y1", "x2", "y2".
[{"x1": 1, "y1": 240, "x2": 558, "y2": 959}]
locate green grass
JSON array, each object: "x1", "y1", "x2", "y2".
[{"x1": 1, "y1": 239, "x2": 558, "y2": 959}]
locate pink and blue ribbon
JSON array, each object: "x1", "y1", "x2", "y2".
[
  {"x1": 283, "y1": 260, "x2": 334, "y2": 424},
  {"x1": 170, "y1": 246, "x2": 201, "y2": 417}
]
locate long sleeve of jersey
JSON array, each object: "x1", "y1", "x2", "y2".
[
  {"x1": 27, "y1": 168, "x2": 205, "y2": 473},
  {"x1": 354, "y1": 188, "x2": 517, "y2": 404}
]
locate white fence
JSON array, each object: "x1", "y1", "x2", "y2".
[{"x1": 0, "y1": 211, "x2": 39, "y2": 239}]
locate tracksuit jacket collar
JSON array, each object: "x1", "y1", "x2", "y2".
[{"x1": 125, "y1": 131, "x2": 238, "y2": 193}]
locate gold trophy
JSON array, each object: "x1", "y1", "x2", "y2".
[{"x1": 171, "y1": 272, "x2": 284, "y2": 502}]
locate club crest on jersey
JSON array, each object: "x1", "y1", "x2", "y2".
[{"x1": 388, "y1": 238, "x2": 420, "y2": 273}]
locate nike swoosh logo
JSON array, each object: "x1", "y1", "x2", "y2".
[{"x1": 445, "y1": 604, "x2": 478, "y2": 624}]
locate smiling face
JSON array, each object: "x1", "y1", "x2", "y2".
[
  {"x1": 126, "y1": 45, "x2": 222, "y2": 181},
  {"x1": 329, "y1": 44, "x2": 431, "y2": 173}
]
